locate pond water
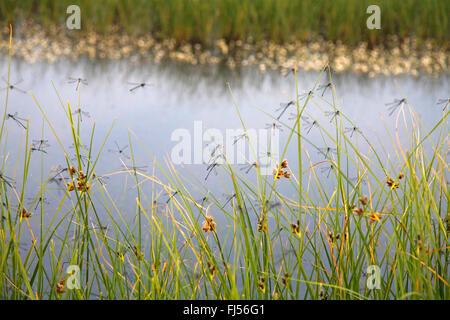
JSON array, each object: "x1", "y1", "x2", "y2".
[
  {"x1": 1, "y1": 56, "x2": 448, "y2": 295},
  {"x1": 2, "y1": 57, "x2": 448, "y2": 198}
]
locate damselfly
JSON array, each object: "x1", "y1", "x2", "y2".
[
  {"x1": 0, "y1": 171, "x2": 13, "y2": 188},
  {"x1": 49, "y1": 166, "x2": 68, "y2": 179},
  {"x1": 385, "y1": 98, "x2": 407, "y2": 116},
  {"x1": 232, "y1": 133, "x2": 247, "y2": 145},
  {"x1": 127, "y1": 81, "x2": 153, "y2": 92},
  {"x1": 284, "y1": 67, "x2": 296, "y2": 77},
  {"x1": 32, "y1": 139, "x2": 50, "y2": 149},
  {"x1": 265, "y1": 122, "x2": 283, "y2": 131},
  {"x1": 205, "y1": 161, "x2": 220, "y2": 180},
  {"x1": 166, "y1": 190, "x2": 179, "y2": 204},
  {"x1": 325, "y1": 110, "x2": 340, "y2": 122},
  {"x1": 208, "y1": 144, "x2": 224, "y2": 158},
  {"x1": 72, "y1": 108, "x2": 90, "y2": 122},
  {"x1": 344, "y1": 126, "x2": 361, "y2": 137},
  {"x1": 7, "y1": 112, "x2": 27, "y2": 129},
  {"x1": 317, "y1": 82, "x2": 332, "y2": 96},
  {"x1": 108, "y1": 141, "x2": 130, "y2": 159},
  {"x1": 92, "y1": 173, "x2": 109, "y2": 186},
  {"x1": 276, "y1": 101, "x2": 295, "y2": 120},
  {"x1": 121, "y1": 163, "x2": 148, "y2": 174},
  {"x1": 317, "y1": 147, "x2": 337, "y2": 159},
  {"x1": 1, "y1": 77, "x2": 26, "y2": 93},
  {"x1": 437, "y1": 98, "x2": 449, "y2": 111},
  {"x1": 195, "y1": 196, "x2": 209, "y2": 207},
  {"x1": 320, "y1": 164, "x2": 335, "y2": 178},
  {"x1": 299, "y1": 90, "x2": 314, "y2": 100},
  {"x1": 258, "y1": 199, "x2": 282, "y2": 213},
  {"x1": 222, "y1": 193, "x2": 236, "y2": 208},
  {"x1": 299, "y1": 116, "x2": 319, "y2": 134},
  {"x1": 31, "y1": 139, "x2": 49, "y2": 154},
  {"x1": 27, "y1": 195, "x2": 49, "y2": 211},
  {"x1": 68, "y1": 77, "x2": 88, "y2": 91},
  {"x1": 240, "y1": 162, "x2": 258, "y2": 174}
]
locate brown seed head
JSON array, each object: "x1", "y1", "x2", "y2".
[
  {"x1": 359, "y1": 196, "x2": 368, "y2": 206},
  {"x1": 202, "y1": 216, "x2": 216, "y2": 233},
  {"x1": 66, "y1": 182, "x2": 74, "y2": 192},
  {"x1": 282, "y1": 273, "x2": 289, "y2": 286},
  {"x1": 207, "y1": 262, "x2": 216, "y2": 277},
  {"x1": 291, "y1": 220, "x2": 301, "y2": 236},
  {"x1": 386, "y1": 178, "x2": 399, "y2": 189},
  {"x1": 56, "y1": 279, "x2": 66, "y2": 294},
  {"x1": 368, "y1": 212, "x2": 382, "y2": 224},
  {"x1": 273, "y1": 168, "x2": 284, "y2": 179},
  {"x1": 21, "y1": 208, "x2": 32, "y2": 218},
  {"x1": 258, "y1": 278, "x2": 265, "y2": 292},
  {"x1": 257, "y1": 214, "x2": 267, "y2": 233}
]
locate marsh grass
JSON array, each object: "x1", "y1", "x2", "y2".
[
  {"x1": 1, "y1": 0, "x2": 449, "y2": 46},
  {"x1": 0, "y1": 26, "x2": 449, "y2": 300}
]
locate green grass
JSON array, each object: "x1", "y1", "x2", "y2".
[
  {"x1": 0, "y1": 26, "x2": 449, "y2": 300},
  {"x1": 1, "y1": 0, "x2": 449, "y2": 47}
]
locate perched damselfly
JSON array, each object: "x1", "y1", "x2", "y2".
[
  {"x1": 71, "y1": 108, "x2": 91, "y2": 122},
  {"x1": 27, "y1": 195, "x2": 50, "y2": 211},
  {"x1": 240, "y1": 162, "x2": 258, "y2": 174},
  {"x1": 7, "y1": 112, "x2": 27, "y2": 129},
  {"x1": 1, "y1": 77, "x2": 26, "y2": 93},
  {"x1": 325, "y1": 110, "x2": 341, "y2": 122},
  {"x1": 0, "y1": 171, "x2": 13, "y2": 188},
  {"x1": 385, "y1": 98, "x2": 407, "y2": 116},
  {"x1": 265, "y1": 122, "x2": 283, "y2": 131},
  {"x1": 205, "y1": 161, "x2": 220, "y2": 181},
  {"x1": 320, "y1": 164, "x2": 335, "y2": 178},
  {"x1": 68, "y1": 77, "x2": 88, "y2": 91},
  {"x1": 299, "y1": 90, "x2": 314, "y2": 100},
  {"x1": 344, "y1": 126, "x2": 361, "y2": 138},
  {"x1": 317, "y1": 146, "x2": 337, "y2": 159},
  {"x1": 317, "y1": 82, "x2": 332, "y2": 96},
  {"x1": 276, "y1": 101, "x2": 295, "y2": 120},
  {"x1": 299, "y1": 116, "x2": 319, "y2": 134},
  {"x1": 436, "y1": 98, "x2": 449, "y2": 111}
]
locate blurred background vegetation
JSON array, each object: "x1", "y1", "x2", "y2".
[{"x1": 0, "y1": 0, "x2": 449, "y2": 47}]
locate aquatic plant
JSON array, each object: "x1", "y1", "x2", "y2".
[{"x1": 1, "y1": 0, "x2": 449, "y2": 46}]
